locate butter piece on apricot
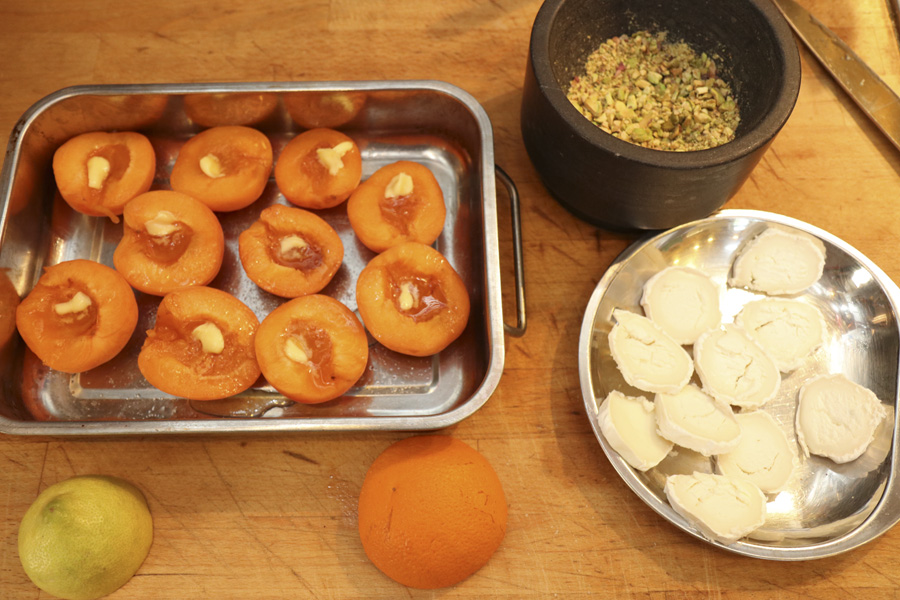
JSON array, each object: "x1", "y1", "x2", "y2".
[
  {"x1": 398, "y1": 282, "x2": 417, "y2": 311},
  {"x1": 284, "y1": 337, "x2": 311, "y2": 364},
  {"x1": 86, "y1": 156, "x2": 111, "y2": 190},
  {"x1": 384, "y1": 172, "x2": 414, "y2": 198},
  {"x1": 199, "y1": 153, "x2": 226, "y2": 179},
  {"x1": 192, "y1": 322, "x2": 225, "y2": 354},
  {"x1": 279, "y1": 234, "x2": 309, "y2": 256},
  {"x1": 316, "y1": 141, "x2": 355, "y2": 176},
  {"x1": 53, "y1": 291, "x2": 92, "y2": 316},
  {"x1": 144, "y1": 210, "x2": 180, "y2": 237}
]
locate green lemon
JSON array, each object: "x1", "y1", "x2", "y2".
[{"x1": 18, "y1": 475, "x2": 153, "y2": 600}]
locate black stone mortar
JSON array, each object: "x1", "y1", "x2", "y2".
[{"x1": 521, "y1": 0, "x2": 801, "y2": 231}]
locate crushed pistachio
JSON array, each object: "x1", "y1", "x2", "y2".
[{"x1": 566, "y1": 31, "x2": 740, "y2": 152}]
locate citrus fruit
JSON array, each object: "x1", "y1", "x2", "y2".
[
  {"x1": 18, "y1": 475, "x2": 153, "y2": 600},
  {"x1": 357, "y1": 435, "x2": 507, "y2": 589}
]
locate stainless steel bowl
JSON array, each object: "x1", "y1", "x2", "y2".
[{"x1": 579, "y1": 209, "x2": 900, "y2": 559}]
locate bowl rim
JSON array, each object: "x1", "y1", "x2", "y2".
[{"x1": 529, "y1": 0, "x2": 802, "y2": 169}]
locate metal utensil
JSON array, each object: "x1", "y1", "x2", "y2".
[{"x1": 771, "y1": 0, "x2": 900, "y2": 152}]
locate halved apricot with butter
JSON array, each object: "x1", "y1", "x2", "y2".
[
  {"x1": 15, "y1": 259, "x2": 138, "y2": 373},
  {"x1": 138, "y1": 286, "x2": 260, "y2": 400},
  {"x1": 274, "y1": 128, "x2": 361, "y2": 209},
  {"x1": 114, "y1": 190, "x2": 225, "y2": 296},
  {"x1": 52, "y1": 131, "x2": 156, "y2": 219},
  {"x1": 356, "y1": 242, "x2": 469, "y2": 357},
  {"x1": 256, "y1": 294, "x2": 368, "y2": 404},
  {"x1": 283, "y1": 91, "x2": 366, "y2": 129},
  {"x1": 183, "y1": 92, "x2": 278, "y2": 128},
  {"x1": 347, "y1": 160, "x2": 446, "y2": 253},
  {"x1": 238, "y1": 204, "x2": 343, "y2": 298},
  {"x1": 170, "y1": 125, "x2": 273, "y2": 212}
]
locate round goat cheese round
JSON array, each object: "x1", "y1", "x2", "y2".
[
  {"x1": 729, "y1": 227, "x2": 826, "y2": 295},
  {"x1": 655, "y1": 384, "x2": 741, "y2": 456},
  {"x1": 641, "y1": 266, "x2": 722, "y2": 345},
  {"x1": 597, "y1": 390, "x2": 674, "y2": 471},
  {"x1": 664, "y1": 472, "x2": 767, "y2": 545},
  {"x1": 796, "y1": 373, "x2": 886, "y2": 464},
  {"x1": 693, "y1": 324, "x2": 781, "y2": 409},
  {"x1": 608, "y1": 309, "x2": 693, "y2": 394},
  {"x1": 735, "y1": 298, "x2": 826, "y2": 372},
  {"x1": 716, "y1": 410, "x2": 798, "y2": 494}
]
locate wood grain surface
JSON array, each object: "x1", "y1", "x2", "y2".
[{"x1": 2, "y1": 0, "x2": 900, "y2": 598}]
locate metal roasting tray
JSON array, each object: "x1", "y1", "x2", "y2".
[
  {"x1": 0, "y1": 81, "x2": 525, "y2": 435},
  {"x1": 579, "y1": 210, "x2": 900, "y2": 560}
]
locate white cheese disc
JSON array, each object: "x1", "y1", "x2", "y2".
[
  {"x1": 735, "y1": 298, "x2": 826, "y2": 372},
  {"x1": 597, "y1": 390, "x2": 674, "y2": 471},
  {"x1": 608, "y1": 309, "x2": 693, "y2": 394},
  {"x1": 796, "y1": 374, "x2": 886, "y2": 464},
  {"x1": 693, "y1": 325, "x2": 781, "y2": 409},
  {"x1": 717, "y1": 411, "x2": 798, "y2": 494},
  {"x1": 640, "y1": 266, "x2": 722, "y2": 345},
  {"x1": 664, "y1": 472, "x2": 767, "y2": 545},
  {"x1": 655, "y1": 384, "x2": 741, "y2": 456},
  {"x1": 729, "y1": 227, "x2": 826, "y2": 295}
]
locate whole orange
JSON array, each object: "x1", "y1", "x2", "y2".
[{"x1": 357, "y1": 435, "x2": 507, "y2": 589}]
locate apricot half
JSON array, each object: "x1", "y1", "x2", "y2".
[
  {"x1": 274, "y1": 128, "x2": 361, "y2": 209},
  {"x1": 356, "y1": 242, "x2": 469, "y2": 357},
  {"x1": 114, "y1": 190, "x2": 225, "y2": 296},
  {"x1": 238, "y1": 204, "x2": 343, "y2": 298},
  {"x1": 183, "y1": 92, "x2": 278, "y2": 128},
  {"x1": 138, "y1": 286, "x2": 261, "y2": 400},
  {"x1": 256, "y1": 294, "x2": 368, "y2": 404},
  {"x1": 52, "y1": 131, "x2": 156, "y2": 219},
  {"x1": 170, "y1": 125, "x2": 273, "y2": 212},
  {"x1": 347, "y1": 160, "x2": 446, "y2": 253},
  {"x1": 283, "y1": 91, "x2": 366, "y2": 129},
  {"x1": 16, "y1": 259, "x2": 138, "y2": 373}
]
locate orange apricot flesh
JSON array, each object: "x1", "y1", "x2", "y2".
[
  {"x1": 255, "y1": 294, "x2": 368, "y2": 404},
  {"x1": 356, "y1": 242, "x2": 469, "y2": 357},
  {"x1": 274, "y1": 128, "x2": 361, "y2": 209},
  {"x1": 170, "y1": 125, "x2": 273, "y2": 212},
  {"x1": 138, "y1": 286, "x2": 260, "y2": 400},
  {"x1": 238, "y1": 204, "x2": 343, "y2": 298},
  {"x1": 52, "y1": 131, "x2": 156, "y2": 219},
  {"x1": 283, "y1": 91, "x2": 366, "y2": 129},
  {"x1": 113, "y1": 190, "x2": 225, "y2": 296},
  {"x1": 183, "y1": 92, "x2": 278, "y2": 128},
  {"x1": 347, "y1": 160, "x2": 446, "y2": 253},
  {"x1": 15, "y1": 259, "x2": 138, "y2": 373}
]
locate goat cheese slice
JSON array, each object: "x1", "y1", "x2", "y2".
[
  {"x1": 641, "y1": 266, "x2": 722, "y2": 345},
  {"x1": 693, "y1": 325, "x2": 781, "y2": 409},
  {"x1": 655, "y1": 384, "x2": 741, "y2": 456},
  {"x1": 665, "y1": 472, "x2": 767, "y2": 545},
  {"x1": 729, "y1": 227, "x2": 826, "y2": 295},
  {"x1": 796, "y1": 374, "x2": 886, "y2": 464},
  {"x1": 735, "y1": 298, "x2": 826, "y2": 373},
  {"x1": 608, "y1": 309, "x2": 693, "y2": 394},
  {"x1": 717, "y1": 411, "x2": 798, "y2": 494},
  {"x1": 597, "y1": 390, "x2": 674, "y2": 471}
]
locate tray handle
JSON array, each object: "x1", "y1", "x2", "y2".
[{"x1": 495, "y1": 165, "x2": 526, "y2": 337}]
